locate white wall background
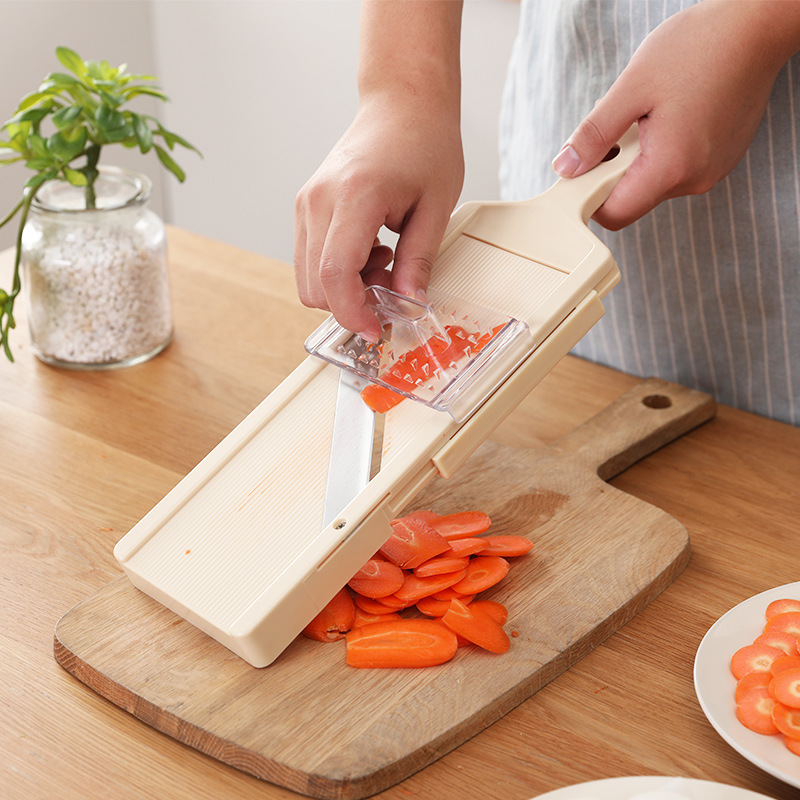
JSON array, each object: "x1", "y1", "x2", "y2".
[{"x1": 0, "y1": 0, "x2": 519, "y2": 266}]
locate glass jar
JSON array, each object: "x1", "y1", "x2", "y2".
[{"x1": 21, "y1": 166, "x2": 173, "y2": 369}]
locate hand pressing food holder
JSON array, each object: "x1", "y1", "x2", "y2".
[{"x1": 114, "y1": 125, "x2": 641, "y2": 667}]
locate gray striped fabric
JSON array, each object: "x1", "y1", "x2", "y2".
[{"x1": 499, "y1": 0, "x2": 800, "y2": 426}]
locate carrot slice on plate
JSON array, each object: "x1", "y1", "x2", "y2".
[
  {"x1": 450, "y1": 555, "x2": 510, "y2": 595},
  {"x1": 754, "y1": 631, "x2": 799, "y2": 656},
  {"x1": 302, "y1": 588, "x2": 355, "y2": 642},
  {"x1": 730, "y1": 643, "x2": 785, "y2": 680},
  {"x1": 770, "y1": 655, "x2": 800, "y2": 677},
  {"x1": 345, "y1": 618, "x2": 458, "y2": 668},
  {"x1": 736, "y1": 687, "x2": 779, "y2": 735},
  {"x1": 773, "y1": 702, "x2": 800, "y2": 739},
  {"x1": 380, "y1": 516, "x2": 451, "y2": 569},
  {"x1": 476, "y1": 535, "x2": 534, "y2": 557},
  {"x1": 770, "y1": 668, "x2": 800, "y2": 708},
  {"x1": 442, "y1": 598, "x2": 510, "y2": 654},
  {"x1": 766, "y1": 599, "x2": 800, "y2": 620},
  {"x1": 765, "y1": 612, "x2": 800, "y2": 638},
  {"x1": 430, "y1": 511, "x2": 492, "y2": 540},
  {"x1": 348, "y1": 557, "x2": 405, "y2": 599},
  {"x1": 735, "y1": 671, "x2": 772, "y2": 703},
  {"x1": 786, "y1": 735, "x2": 800, "y2": 755}
]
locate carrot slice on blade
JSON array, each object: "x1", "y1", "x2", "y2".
[
  {"x1": 430, "y1": 511, "x2": 492, "y2": 540},
  {"x1": 450, "y1": 555, "x2": 510, "y2": 596},
  {"x1": 442, "y1": 598, "x2": 510, "y2": 654},
  {"x1": 736, "y1": 687, "x2": 779, "y2": 735},
  {"x1": 345, "y1": 618, "x2": 458, "y2": 668},
  {"x1": 380, "y1": 516, "x2": 451, "y2": 569},
  {"x1": 730, "y1": 643, "x2": 785, "y2": 680},
  {"x1": 302, "y1": 588, "x2": 355, "y2": 642},
  {"x1": 360, "y1": 384, "x2": 404, "y2": 414},
  {"x1": 770, "y1": 668, "x2": 800, "y2": 708},
  {"x1": 395, "y1": 509, "x2": 440, "y2": 525},
  {"x1": 348, "y1": 557, "x2": 405, "y2": 599},
  {"x1": 476, "y1": 535, "x2": 534, "y2": 557}
]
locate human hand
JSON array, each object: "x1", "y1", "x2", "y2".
[
  {"x1": 552, "y1": 0, "x2": 800, "y2": 230},
  {"x1": 294, "y1": 95, "x2": 464, "y2": 341}
]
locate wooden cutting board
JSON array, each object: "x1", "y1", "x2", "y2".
[{"x1": 54, "y1": 377, "x2": 715, "y2": 800}]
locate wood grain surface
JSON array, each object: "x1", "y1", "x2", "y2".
[
  {"x1": 2, "y1": 228, "x2": 800, "y2": 800},
  {"x1": 53, "y1": 378, "x2": 712, "y2": 799}
]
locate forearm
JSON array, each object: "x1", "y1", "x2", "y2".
[{"x1": 357, "y1": 0, "x2": 463, "y2": 116}]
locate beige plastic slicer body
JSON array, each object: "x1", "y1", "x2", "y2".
[{"x1": 114, "y1": 125, "x2": 641, "y2": 667}]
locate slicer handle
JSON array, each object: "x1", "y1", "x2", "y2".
[{"x1": 540, "y1": 123, "x2": 641, "y2": 224}]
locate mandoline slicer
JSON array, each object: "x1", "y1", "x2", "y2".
[{"x1": 114, "y1": 124, "x2": 640, "y2": 667}]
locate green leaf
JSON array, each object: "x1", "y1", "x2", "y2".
[
  {"x1": 25, "y1": 170, "x2": 57, "y2": 190},
  {"x1": 98, "y1": 90, "x2": 125, "y2": 108},
  {"x1": 30, "y1": 133, "x2": 49, "y2": 158},
  {"x1": 56, "y1": 46, "x2": 87, "y2": 78},
  {"x1": 52, "y1": 105, "x2": 82, "y2": 129},
  {"x1": 48, "y1": 129, "x2": 87, "y2": 161},
  {"x1": 12, "y1": 107, "x2": 51, "y2": 124},
  {"x1": 129, "y1": 112, "x2": 153, "y2": 153},
  {"x1": 62, "y1": 166, "x2": 87, "y2": 186},
  {"x1": 123, "y1": 86, "x2": 169, "y2": 102},
  {"x1": 154, "y1": 144, "x2": 185, "y2": 182},
  {"x1": 41, "y1": 72, "x2": 82, "y2": 89},
  {"x1": 95, "y1": 105, "x2": 132, "y2": 142},
  {"x1": 25, "y1": 156, "x2": 57, "y2": 171}
]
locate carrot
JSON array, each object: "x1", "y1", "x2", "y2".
[
  {"x1": 345, "y1": 618, "x2": 458, "y2": 668},
  {"x1": 773, "y1": 703, "x2": 800, "y2": 739},
  {"x1": 414, "y1": 554, "x2": 470, "y2": 578},
  {"x1": 360, "y1": 384, "x2": 404, "y2": 413},
  {"x1": 394, "y1": 568, "x2": 468, "y2": 605},
  {"x1": 766, "y1": 599, "x2": 800, "y2": 620},
  {"x1": 730, "y1": 643, "x2": 785, "y2": 680},
  {"x1": 735, "y1": 671, "x2": 773, "y2": 703},
  {"x1": 477, "y1": 535, "x2": 534, "y2": 557},
  {"x1": 380, "y1": 516, "x2": 451, "y2": 569},
  {"x1": 442, "y1": 598, "x2": 510, "y2": 654},
  {"x1": 754, "y1": 630, "x2": 799, "y2": 656},
  {"x1": 302, "y1": 588, "x2": 355, "y2": 642},
  {"x1": 353, "y1": 606, "x2": 401, "y2": 628},
  {"x1": 430, "y1": 511, "x2": 492, "y2": 540},
  {"x1": 770, "y1": 668, "x2": 800, "y2": 708},
  {"x1": 470, "y1": 599, "x2": 509, "y2": 626},
  {"x1": 353, "y1": 594, "x2": 406, "y2": 615},
  {"x1": 446, "y1": 537, "x2": 488, "y2": 557},
  {"x1": 785, "y1": 735, "x2": 800, "y2": 756},
  {"x1": 416, "y1": 594, "x2": 475, "y2": 617},
  {"x1": 395, "y1": 509, "x2": 440, "y2": 525},
  {"x1": 433, "y1": 586, "x2": 474, "y2": 602},
  {"x1": 450, "y1": 555, "x2": 510, "y2": 596},
  {"x1": 736, "y1": 687, "x2": 780, "y2": 735},
  {"x1": 770, "y1": 655, "x2": 800, "y2": 677},
  {"x1": 765, "y1": 612, "x2": 800, "y2": 638},
  {"x1": 348, "y1": 557, "x2": 405, "y2": 599}
]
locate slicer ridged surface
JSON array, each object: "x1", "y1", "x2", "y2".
[{"x1": 125, "y1": 367, "x2": 339, "y2": 629}]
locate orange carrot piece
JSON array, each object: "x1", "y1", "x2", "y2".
[
  {"x1": 770, "y1": 668, "x2": 800, "y2": 708},
  {"x1": 352, "y1": 606, "x2": 401, "y2": 628},
  {"x1": 730, "y1": 643, "x2": 785, "y2": 680},
  {"x1": 353, "y1": 594, "x2": 406, "y2": 615},
  {"x1": 433, "y1": 586, "x2": 475, "y2": 602},
  {"x1": 394, "y1": 568, "x2": 468, "y2": 605},
  {"x1": 766, "y1": 599, "x2": 800, "y2": 620},
  {"x1": 735, "y1": 671, "x2": 772, "y2": 703},
  {"x1": 395, "y1": 510, "x2": 441, "y2": 525},
  {"x1": 430, "y1": 511, "x2": 492, "y2": 540},
  {"x1": 785, "y1": 735, "x2": 800, "y2": 756},
  {"x1": 345, "y1": 618, "x2": 458, "y2": 668},
  {"x1": 380, "y1": 516, "x2": 451, "y2": 569},
  {"x1": 470, "y1": 599, "x2": 509, "y2": 626},
  {"x1": 736, "y1": 687, "x2": 779, "y2": 735},
  {"x1": 414, "y1": 554, "x2": 470, "y2": 578},
  {"x1": 447, "y1": 537, "x2": 489, "y2": 557},
  {"x1": 476, "y1": 535, "x2": 534, "y2": 557},
  {"x1": 373, "y1": 593, "x2": 415, "y2": 610},
  {"x1": 765, "y1": 612, "x2": 800, "y2": 638},
  {"x1": 754, "y1": 631, "x2": 799, "y2": 656},
  {"x1": 360, "y1": 384, "x2": 404, "y2": 414},
  {"x1": 773, "y1": 702, "x2": 800, "y2": 739},
  {"x1": 450, "y1": 555, "x2": 510, "y2": 596},
  {"x1": 302, "y1": 588, "x2": 355, "y2": 642},
  {"x1": 442, "y1": 598, "x2": 510, "y2": 654},
  {"x1": 348, "y1": 557, "x2": 405, "y2": 599},
  {"x1": 770, "y1": 655, "x2": 800, "y2": 677}
]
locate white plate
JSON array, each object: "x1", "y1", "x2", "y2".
[
  {"x1": 531, "y1": 775, "x2": 775, "y2": 799},
  {"x1": 694, "y1": 581, "x2": 800, "y2": 790}
]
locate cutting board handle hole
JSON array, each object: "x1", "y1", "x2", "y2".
[
  {"x1": 642, "y1": 394, "x2": 672, "y2": 409},
  {"x1": 601, "y1": 144, "x2": 621, "y2": 162}
]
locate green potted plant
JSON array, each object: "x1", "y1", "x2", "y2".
[{"x1": 0, "y1": 46, "x2": 198, "y2": 367}]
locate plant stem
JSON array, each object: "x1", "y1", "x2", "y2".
[{"x1": 84, "y1": 143, "x2": 100, "y2": 209}]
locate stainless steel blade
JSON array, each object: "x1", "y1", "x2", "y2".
[{"x1": 322, "y1": 370, "x2": 375, "y2": 528}]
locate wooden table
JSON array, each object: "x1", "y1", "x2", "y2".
[{"x1": 2, "y1": 227, "x2": 799, "y2": 800}]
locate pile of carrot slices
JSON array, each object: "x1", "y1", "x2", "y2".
[
  {"x1": 302, "y1": 509, "x2": 533, "y2": 668},
  {"x1": 730, "y1": 597, "x2": 800, "y2": 753}
]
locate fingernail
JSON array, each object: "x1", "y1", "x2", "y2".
[
  {"x1": 357, "y1": 329, "x2": 380, "y2": 344},
  {"x1": 552, "y1": 143, "x2": 581, "y2": 177}
]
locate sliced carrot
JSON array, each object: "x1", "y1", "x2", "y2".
[
  {"x1": 770, "y1": 655, "x2": 800, "y2": 677},
  {"x1": 394, "y1": 568, "x2": 468, "y2": 605},
  {"x1": 736, "y1": 687, "x2": 779, "y2": 735},
  {"x1": 373, "y1": 593, "x2": 414, "y2": 610},
  {"x1": 730, "y1": 643, "x2": 785, "y2": 680},
  {"x1": 360, "y1": 384, "x2": 404, "y2": 414},
  {"x1": 352, "y1": 606, "x2": 401, "y2": 628},
  {"x1": 785, "y1": 735, "x2": 800, "y2": 756},
  {"x1": 766, "y1": 599, "x2": 800, "y2": 620},
  {"x1": 735, "y1": 671, "x2": 773, "y2": 703},
  {"x1": 773, "y1": 702, "x2": 800, "y2": 739},
  {"x1": 754, "y1": 631, "x2": 799, "y2": 656},
  {"x1": 430, "y1": 511, "x2": 492, "y2": 540},
  {"x1": 476, "y1": 535, "x2": 534, "y2": 557},
  {"x1": 450, "y1": 555, "x2": 510, "y2": 596},
  {"x1": 446, "y1": 537, "x2": 488, "y2": 557},
  {"x1": 770, "y1": 668, "x2": 800, "y2": 708},
  {"x1": 470, "y1": 599, "x2": 508, "y2": 626},
  {"x1": 433, "y1": 586, "x2": 474, "y2": 602},
  {"x1": 345, "y1": 618, "x2": 458, "y2": 668},
  {"x1": 353, "y1": 594, "x2": 405, "y2": 615},
  {"x1": 414, "y1": 554, "x2": 470, "y2": 578},
  {"x1": 395, "y1": 509, "x2": 440, "y2": 525},
  {"x1": 416, "y1": 596, "x2": 451, "y2": 617},
  {"x1": 442, "y1": 598, "x2": 510, "y2": 654},
  {"x1": 348, "y1": 557, "x2": 405, "y2": 599},
  {"x1": 380, "y1": 516, "x2": 451, "y2": 569},
  {"x1": 764, "y1": 612, "x2": 800, "y2": 638},
  {"x1": 302, "y1": 588, "x2": 355, "y2": 642}
]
